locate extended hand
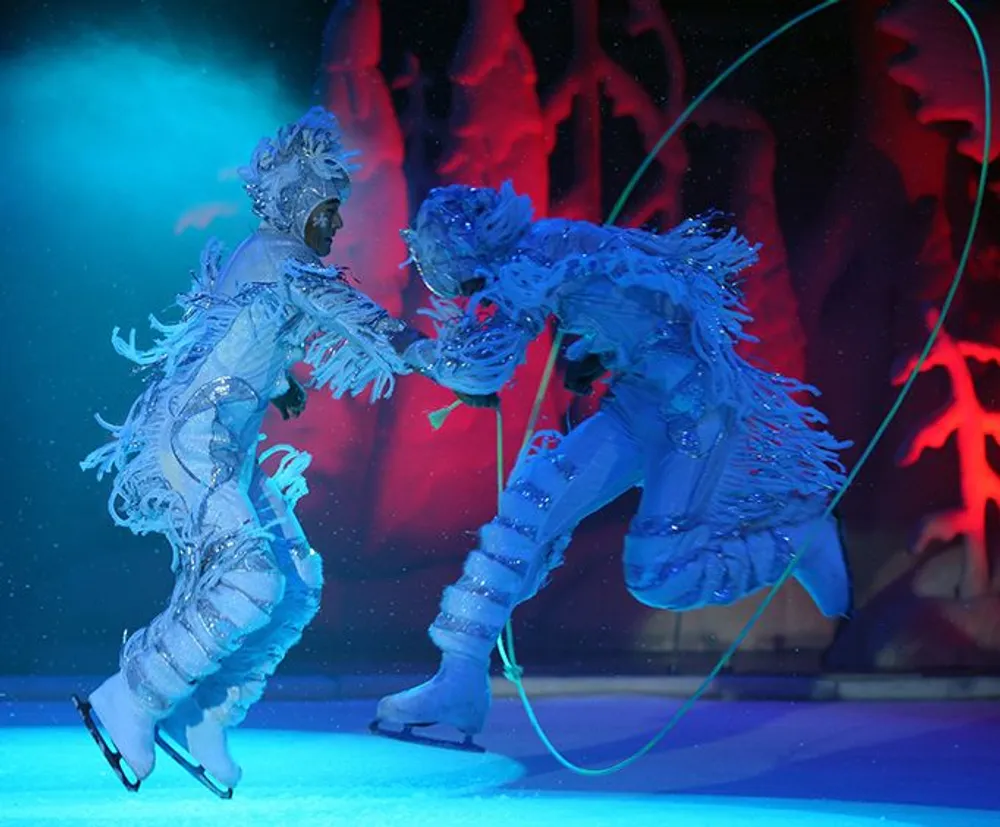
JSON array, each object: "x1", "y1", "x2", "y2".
[
  {"x1": 388, "y1": 324, "x2": 427, "y2": 356},
  {"x1": 455, "y1": 390, "x2": 500, "y2": 409},
  {"x1": 271, "y1": 373, "x2": 307, "y2": 420}
]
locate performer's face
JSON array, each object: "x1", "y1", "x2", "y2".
[{"x1": 305, "y1": 199, "x2": 344, "y2": 256}]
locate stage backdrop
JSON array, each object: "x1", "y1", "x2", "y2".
[{"x1": 1, "y1": 0, "x2": 998, "y2": 678}]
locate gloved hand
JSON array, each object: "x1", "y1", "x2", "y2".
[
  {"x1": 563, "y1": 353, "x2": 606, "y2": 395},
  {"x1": 388, "y1": 324, "x2": 427, "y2": 356},
  {"x1": 455, "y1": 390, "x2": 500, "y2": 409},
  {"x1": 271, "y1": 372, "x2": 307, "y2": 420}
]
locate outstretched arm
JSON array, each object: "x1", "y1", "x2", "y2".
[
  {"x1": 281, "y1": 261, "x2": 417, "y2": 402},
  {"x1": 399, "y1": 299, "x2": 544, "y2": 397}
]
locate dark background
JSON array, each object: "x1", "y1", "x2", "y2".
[{"x1": 1, "y1": 0, "x2": 998, "y2": 681}]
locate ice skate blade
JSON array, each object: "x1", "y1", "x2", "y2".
[
  {"x1": 153, "y1": 729, "x2": 234, "y2": 800},
  {"x1": 368, "y1": 719, "x2": 485, "y2": 753},
  {"x1": 71, "y1": 694, "x2": 141, "y2": 793}
]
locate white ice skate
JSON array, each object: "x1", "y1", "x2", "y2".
[
  {"x1": 371, "y1": 652, "x2": 491, "y2": 752},
  {"x1": 156, "y1": 698, "x2": 240, "y2": 798},
  {"x1": 72, "y1": 671, "x2": 157, "y2": 792},
  {"x1": 786, "y1": 514, "x2": 852, "y2": 618}
]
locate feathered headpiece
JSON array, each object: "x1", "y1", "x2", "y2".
[
  {"x1": 239, "y1": 107, "x2": 360, "y2": 240},
  {"x1": 401, "y1": 181, "x2": 534, "y2": 298}
]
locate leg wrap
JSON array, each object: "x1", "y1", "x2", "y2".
[
  {"x1": 430, "y1": 413, "x2": 641, "y2": 661},
  {"x1": 430, "y1": 451, "x2": 575, "y2": 662},
  {"x1": 199, "y1": 540, "x2": 322, "y2": 726},
  {"x1": 623, "y1": 516, "x2": 792, "y2": 611},
  {"x1": 430, "y1": 520, "x2": 568, "y2": 662},
  {"x1": 121, "y1": 533, "x2": 285, "y2": 717},
  {"x1": 194, "y1": 463, "x2": 325, "y2": 726}
]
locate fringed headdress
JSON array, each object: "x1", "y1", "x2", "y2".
[
  {"x1": 401, "y1": 180, "x2": 534, "y2": 298},
  {"x1": 239, "y1": 107, "x2": 360, "y2": 240}
]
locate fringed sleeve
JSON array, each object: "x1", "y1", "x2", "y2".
[
  {"x1": 281, "y1": 260, "x2": 411, "y2": 403},
  {"x1": 403, "y1": 294, "x2": 544, "y2": 395}
]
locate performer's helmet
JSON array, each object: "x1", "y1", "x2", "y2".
[
  {"x1": 401, "y1": 181, "x2": 533, "y2": 298},
  {"x1": 239, "y1": 107, "x2": 358, "y2": 242}
]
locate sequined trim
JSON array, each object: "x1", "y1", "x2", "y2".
[
  {"x1": 219, "y1": 581, "x2": 280, "y2": 614},
  {"x1": 372, "y1": 311, "x2": 407, "y2": 336},
  {"x1": 153, "y1": 639, "x2": 197, "y2": 685},
  {"x1": 624, "y1": 525, "x2": 791, "y2": 609},
  {"x1": 433, "y1": 611, "x2": 502, "y2": 642},
  {"x1": 179, "y1": 616, "x2": 214, "y2": 660},
  {"x1": 493, "y1": 515, "x2": 538, "y2": 541},
  {"x1": 200, "y1": 531, "x2": 245, "y2": 571},
  {"x1": 455, "y1": 574, "x2": 514, "y2": 607},
  {"x1": 195, "y1": 597, "x2": 241, "y2": 646},
  {"x1": 170, "y1": 376, "x2": 261, "y2": 490},
  {"x1": 124, "y1": 657, "x2": 171, "y2": 714},
  {"x1": 629, "y1": 515, "x2": 691, "y2": 538},
  {"x1": 234, "y1": 549, "x2": 279, "y2": 573},
  {"x1": 479, "y1": 548, "x2": 530, "y2": 578},
  {"x1": 290, "y1": 544, "x2": 316, "y2": 562},
  {"x1": 666, "y1": 414, "x2": 704, "y2": 457},
  {"x1": 508, "y1": 479, "x2": 553, "y2": 509},
  {"x1": 548, "y1": 452, "x2": 578, "y2": 482}
]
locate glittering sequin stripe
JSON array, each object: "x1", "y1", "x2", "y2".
[
  {"x1": 153, "y1": 640, "x2": 198, "y2": 686},
  {"x1": 548, "y1": 452, "x2": 579, "y2": 482},
  {"x1": 624, "y1": 552, "x2": 735, "y2": 606},
  {"x1": 454, "y1": 574, "x2": 515, "y2": 607},
  {"x1": 218, "y1": 583, "x2": 280, "y2": 614},
  {"x1": 124, "y1": 658, "x2": 171, "y2": 714},
  {"x1": 178, "y1": 616, "x2": 214, "y2": 660},
  {"x1": 235, "y1": 549, "x2": 281, "y2": 572},
  {"x1": 479, "y1": 547, "x2": 531, "y2": 578},
  {"x1": 508, "y1": 479, "x2": 553, "y2": 509},
  {"x1": 493, "y1": 515, "x2": 538, "y2": 541},
  {"x1": 195, "y1": 597, "x2": 243, "y2": 646},
  {"x1": 433, "y1": 611, "x2": 503, "y2": 643},
  {"x1": 629, "y1": 515, "x2": 692, "y2": 538},
  {"x1": 626, "y1": 515, "x2": 732, "y2": 607}
]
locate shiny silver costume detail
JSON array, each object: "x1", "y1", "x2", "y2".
[
  {"x1": 83, "y1": 109, "x2": 408, "y2": 739},
  {"x1": 376, "y1": 183, "x2": 852, "y2": 736}
]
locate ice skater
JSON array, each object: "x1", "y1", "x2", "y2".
[
  {"x1": 374, "y1": 181, "x2": 853, "y2": 748},
  {"x1": 76, "y1": 108, "x2": 437, "y2": 796}
]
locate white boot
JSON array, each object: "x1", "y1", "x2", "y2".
[
  {"x1": 376, "y1": 652, "x2": 492, "y2": 735},
  {"x1": 787, "y1": 515, "x2": 851, "y2": 617},
  {"x1": 160, "y1": 698, "x2": 242, "y2": 788},
  {"x1": 89, "y1": 671, "x2": 158, "y2": 781}
]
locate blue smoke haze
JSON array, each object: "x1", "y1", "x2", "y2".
[{"x1": 0, "y1": 29, "x2": 304, "y2": 672}]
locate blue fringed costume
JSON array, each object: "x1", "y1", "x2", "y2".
[
  {"x1": 79, "y1": 109, "x2": 417, "y2": 792},
  {"x1": 377, "y1": 182, "x2": 853, "y2": 738}
]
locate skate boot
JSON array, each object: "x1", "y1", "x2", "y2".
[
  {"x1": 73, "y1": 671, "x2": 157, "y2": 791},
  {"x1": 785, "y1": 514, "x2": 852, "y2": 618},
  {"x1": 157, "y1": 698, "x2": 240, "y2": 798},
  {"x1": 372, "y1": 652, "x2": 491, "y2": 752}
]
